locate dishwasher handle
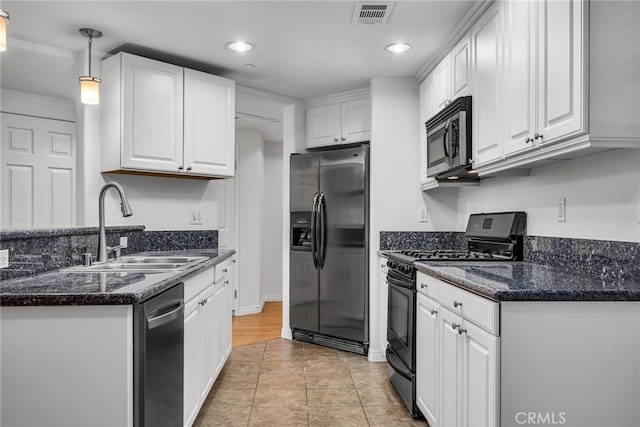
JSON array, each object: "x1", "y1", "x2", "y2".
[{"x1": 147, "y1": 302, "x2": 183, "y2": 330}]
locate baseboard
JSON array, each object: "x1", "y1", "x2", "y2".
[
  {"x1": 263, "y1": 294, "x2": 283, "y2": 302},
  {"x1": 281, "y1": 327, "x2": 293, "y2": 340},
  {"x1": 234, "y1": 305, "x2": 263, "y2": 316},
  {"x1": 368, "y1": 348, "x2": 387, "y2": 363}
]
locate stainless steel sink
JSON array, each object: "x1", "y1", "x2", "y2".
[{"x1": 64, "y1": 255, "x2": 207, "y2": 273}]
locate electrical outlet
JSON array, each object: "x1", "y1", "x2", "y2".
[
  {"x1": 418, "y1": 206, "x2": 428, "y2": 223},
  {"x1": 0, "y1": 249, "x2": 9, "y2": 269},
  {"x1": 557, "y1": 198, "x2": 566, "y2": 222},
  {"x1": 189, "y1": 209, "x2": 203, "y2": 225},
  {"x1": 119, "y1": 236, "x2": 128, "y2": 249}
]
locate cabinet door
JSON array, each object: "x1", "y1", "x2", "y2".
[
  {"x1": 503, "y1": 0, "x2": 537, "y2": 156},
  {"x1": 462, "y1": 321, "x2": 499, "y2": 427},
  {"x1": 121, "y1": 53, "x2": 184, "y2": 172},
  {"x1": 212, "y1": 281, "x2": 227, "y2": 376},
  {"x1": 378, "y1": 256, "x2": 389, "y2": 355},
  {"x1": 183, "y1": 297, "x2": 201, "y2": 427},
  {"x1": 471, "y1": 1, "x2": 504, "y2": 167},
  {"x1": 434, "y1": 56, "x2": 452, "y2": 112},
  {"x1": 306, "y1": 104, "x2": 341, "y2": 149},
  {"x1": 184, "y1": 69, "x2": 236, "y2": 177},
  {"x1": 200, "y1": 286, "x2": 217, "y2": 401},
  {"x1": 221, "y1": 276, "x2": 233, "y2": 361},
  {"x1": 416, "y1": 293, "x2": 440, "y2": 427},
  {"x1": 439, "y1": 307, "x2": 463, "y2": 427},
  {"x1": 537, "y1": 0, "x2": 585, "y2": 145},
  {"x1": 419, "y1": 74, "x2": 435, "y2": 184},
  {"x1": 341, "y1": 98, "x2": 371, "y2": 143},
  {"x1": 451, "y1": 34, "x2": 471, "y2": 99}
]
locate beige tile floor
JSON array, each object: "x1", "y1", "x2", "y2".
[{"x1": 193, "y1": 338, "x2": 426, "y2": 426}]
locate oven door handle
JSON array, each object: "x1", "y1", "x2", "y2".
[
  {"x1": 386, "y1": 271, "x2": 413, "y2": 289},
  {"x1": 386, "y1": 348, "x2": 413, "y2": 381}
]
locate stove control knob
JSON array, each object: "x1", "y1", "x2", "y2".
[{"x1": 388, "y1": 261, "x2": 397, "y2": 269}]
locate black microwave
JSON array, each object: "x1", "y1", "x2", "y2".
[{"x1": 425, "y1": 96, "x2": 472, "y2": 178}]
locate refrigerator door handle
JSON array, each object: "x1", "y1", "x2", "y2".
[
  {"x1": 311, "y1": 193, "x2": 319, "y2": 268},
  {"x1": 318, "y1": 193, "x2": 327, "y2": 269}
]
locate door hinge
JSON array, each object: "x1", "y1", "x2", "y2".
[{"x1": 234, "y1": 290, "x2": 237, "y2": 299}]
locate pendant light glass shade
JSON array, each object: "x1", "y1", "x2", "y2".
[
  {"x1": 78, "y1": 28, "x2": 102, "y2": 105},
  {"x1": 79, "y1": 76, "x2": 100, "y2": 105},
  {"x1": 0, "y1": 10, "x2": 9, "y2": 52}
]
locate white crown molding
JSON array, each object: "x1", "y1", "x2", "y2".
[{"x1": 304, "y1": 87, "x2": 371, "y2": 107}]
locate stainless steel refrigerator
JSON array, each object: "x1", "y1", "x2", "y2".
[{"x1": 289, "y1": 145, "x2": 369, "y2": 355}]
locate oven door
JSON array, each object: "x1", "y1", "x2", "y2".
[{"x1": 386, "y1": 271, "x2": 415, "y2": 371}]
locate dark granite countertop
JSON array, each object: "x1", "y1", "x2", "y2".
[
  {"x1": 415, "y1": 261, "x2": 640, "y2": 302},
  {"x1": 0, "y1": 249, "x2": 235, "y2": 306}
]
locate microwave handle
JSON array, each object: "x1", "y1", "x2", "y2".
[{"x1": 443, "y1": 119, "x2": 451, "y2": 165}]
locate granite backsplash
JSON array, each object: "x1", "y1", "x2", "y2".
[
  {"x1": 0, "y1": 226, "x2": 218, "y2": 280},
  {"x1": 380, "y1": 231, "x2": 640, "y2": 282}
]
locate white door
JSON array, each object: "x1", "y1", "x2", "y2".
[
  {"x1": 1, "y1": 113, "x2": 76, "y2": 229},
  {"x1": 451, "y1": 34, "x2": 472, "y2": 99},
  {"x1": 121, "y1": 53, "x2": 184, "y2": 173},
  {"x1": 462, "y1": 322, "x2": 499, "y2": 427},
  {"x1": 341, "y1": 98, "x2": 371, "y2": 143},
  {"x1": 183, "y1": 297, "x2": 201, "y2": 427},
  {"x1": 537, "y1": 0, "x2": 585, "y2": 145},
  {"x1": 306, "y1": 104, "x2": 341, "y2": 148},
  {"x1": 439, "y1": 307, "x2": 463, "y2": 427},
  {"x1": 416, "y1": 293, "x2": 440, "y2": 426},
  {"x1": 434, "y1": 56, "x2": 452, "y2": 111},
  {"x1": 471, "y1": 1, "x2": 504, "y2": 167},
  {"x1": 184, "y1": 69, "x2": 235, "y2": 177},
  {"x1": 503, "y1": 0, "x2": 538, "y2": 156}
]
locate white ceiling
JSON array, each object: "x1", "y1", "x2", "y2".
[{"x1": 0, "y1": 0, "x2": 476, "y2": 102}]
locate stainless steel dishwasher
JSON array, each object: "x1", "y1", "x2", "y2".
[{"x1": 134, "y1": 283, "x2": 184, "y2": 427}]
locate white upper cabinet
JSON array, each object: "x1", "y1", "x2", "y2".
[
  {"x1": 305, "y1": 88, "x2": 371, "y2": 150},
  {"x1": 101, "y1": 52, "x2": 235, "y2": 178},
  {"x1": 434, "y1": 57, "x2": 452, "y2": 112},
  {"x1": 119, "y1": 54, "x2": 184, "y2": 173},
  {"x1": 471, "y1": 1, "x2": 504, "y2": 167},
  {"x1": 503, "y1": 0, "x2": 584, "y2": 157},
  {"x1": 536, "y1": 0, "x2": 584, "y2": 146},
  {"x1": 451, "y1": 34, "x2": 472, "y2": 100},
  {"x1": 184, "y1": 69, "x2": 236, "y2": 177}
]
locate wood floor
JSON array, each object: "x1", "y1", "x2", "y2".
[{"x1": 232, "y1": 301, "x2": 283, "y2": 347}]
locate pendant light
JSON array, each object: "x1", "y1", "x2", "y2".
[
  {"x1": 0, "y1": 10, "x2": 9, "y2": 52},
  {"x1": 78, "y1": 28, "x2": 102, "y2": 105}
]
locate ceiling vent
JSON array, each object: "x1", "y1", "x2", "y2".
[{"x1": 352, "y1": 2, "x2": 394, "y2": 25}]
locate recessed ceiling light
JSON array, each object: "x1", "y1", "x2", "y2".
[
  {"x1": 385, "y1": 43, "x2": 411, "y2": 53},
  {"x1": 225, "y1": 41, "x2": 254, "y2": 52}
]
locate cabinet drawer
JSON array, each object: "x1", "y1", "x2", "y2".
[
  {"x1": 184, "y1": 267, "x2": 214, "y2": 302},
  {"x1": 438, "y1": 280, "x2": 498, "y2": 335},
  {"x1": 214, "y1": 259, "x2": 232, "y2": 283},
  {"x1": 416, "y1": 271, "x2": 440, "y2": 300}
]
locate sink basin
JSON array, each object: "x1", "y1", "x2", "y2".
[{"x1": 64, "y1": 255, "x2": 208, "y2": 273}]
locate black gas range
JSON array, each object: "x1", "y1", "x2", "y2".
[{"x1": 385, "y1": 212, "x2": 526, "y2": 418}]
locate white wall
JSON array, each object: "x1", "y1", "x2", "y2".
[
  {"x1": 368, "y1": 77, "x2": 458, "y2": 360},
  {"x1": 454, "y1": 148, "x2": 640, "y2": 242},
  {"x1": 235, "y1": 129, "x2": 265, "y2": 314},
  {"x1": 261, "y1": 140, "x2": 284, "y2": 301}
]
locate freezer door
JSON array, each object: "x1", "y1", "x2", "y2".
[
  {"x1": 318, "y1": 146, "x2": 368, "y2": 342},
  {"x1": 290, "y1": 153, "x2": 318, "y2": 213},
  {"x1": 289, "y1": 250, "x2": 319, "y2": 333}
]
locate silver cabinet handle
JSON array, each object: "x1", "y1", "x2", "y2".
[
  {"x1": 534, "y1": 133, "x2": 544, "y2": 140},
  {"x1": 178, "y1": 166, "x2": 184, "y2": 171},
  {"x1": 222, "y1": 268, "x2": 228, "y2": 273},
  {"x1": 340, "y1": 137, "x2": 346, "y2": 141},
  {"x1": 420, "y1": 283, "x2": 427, "y2": 289},
  {"x1": 224, "y1": 280, "x2": 229, "y2": 285},
  {"x1": 458, "y1": 326, "x2": 466, "y2": 335},
  {"x1": 231, "y1": 259, "x2": 236, "y2": 263},
  {"x1": 186, "y1": 166, "x2": 192, "y2": 171},
  {"x1": 333, "y1": 137, "x2": 339, "y2": 142},
  {"x1": 451, "y1": 322, "x2": 460, "y2": 331},
  {"x1": 430, "y1": 309, "x2": 437, "y2": 316},
  {"x1": 525, "y1": 136, "x2": 534, "y2": 144},
  {"x1": 453, "y1": 300, "x2": 463, "y2": 308}
]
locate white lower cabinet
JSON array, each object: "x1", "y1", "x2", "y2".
[
  {"x1": 416, "y1": 272, "x2": 499, "y2": 427},
  {"x1": 183, "y1": 260, "x2": 234, "y2": 427}
]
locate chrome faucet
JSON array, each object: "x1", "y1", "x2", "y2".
[{"x1": 97, "y1": 182, "x2": 133, "y2": 263}]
